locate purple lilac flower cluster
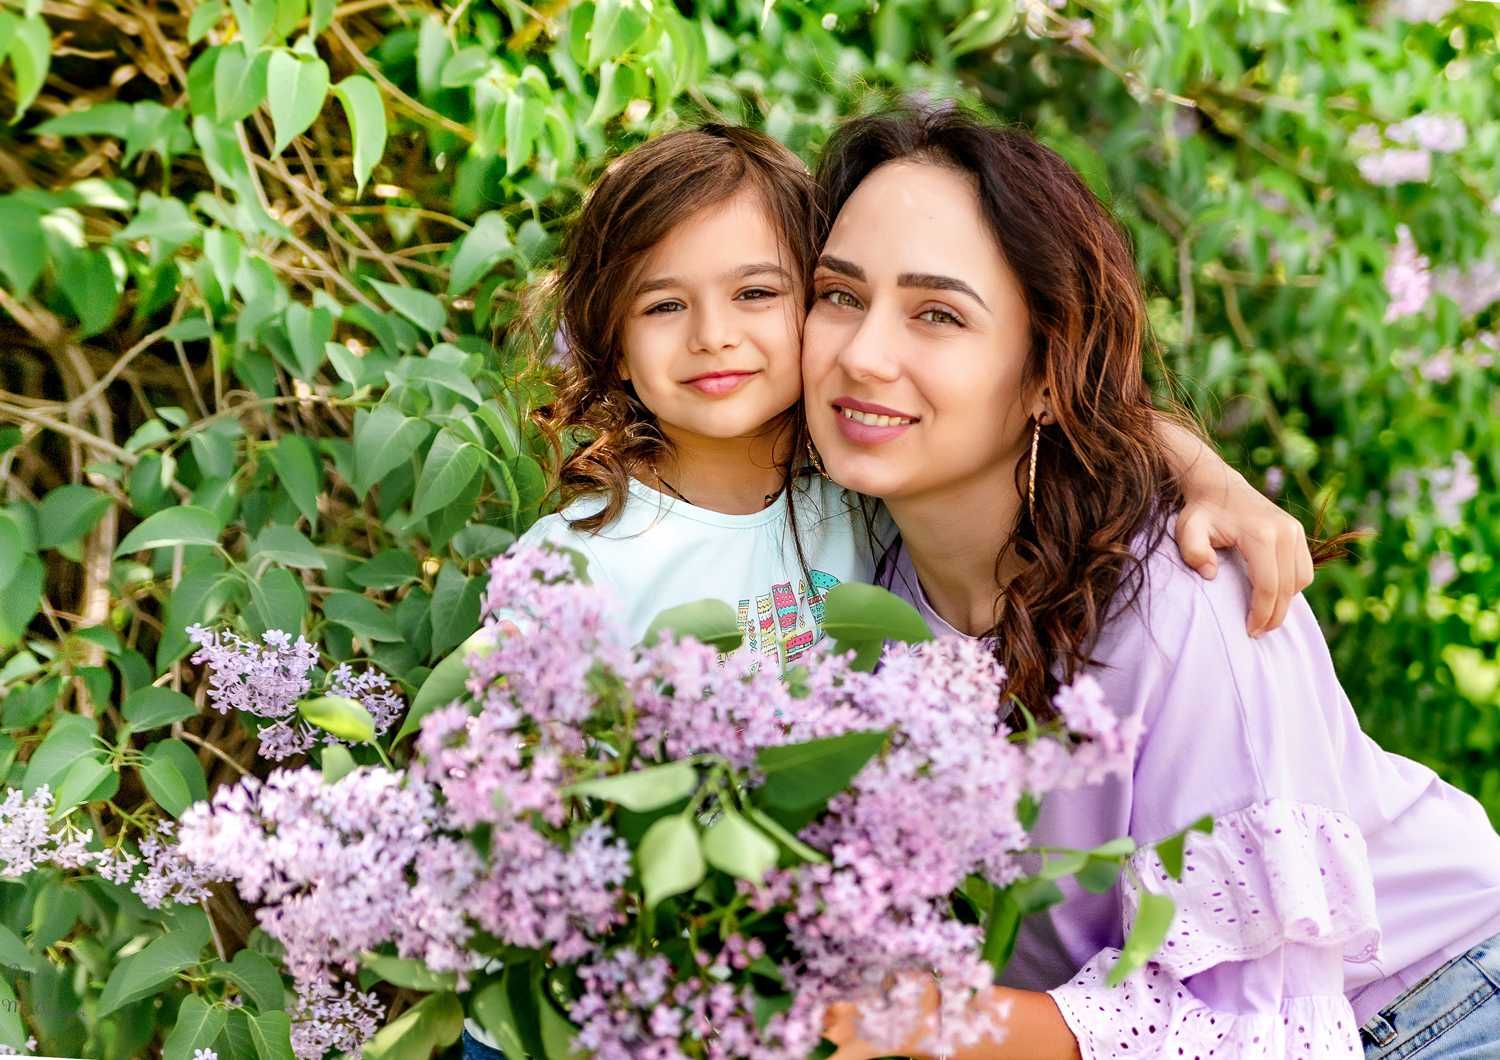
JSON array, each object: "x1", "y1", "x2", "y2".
[
  {"x1": 149, "y1": 546, "x2": 1136, "y2": 1058},
  {"x1": 0, "y1": 786, "x2": 96, "y2": 879},
  {"x1": 185, "y1": 626, "x2": 404, "y2": 760},
  {"x1": 1353, "y1": 114, "x2": 1466, "y2": 189}
]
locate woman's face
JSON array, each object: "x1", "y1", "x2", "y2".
[{"x1": 802, "y1": 160, "x2": 1037, "y2": 505}]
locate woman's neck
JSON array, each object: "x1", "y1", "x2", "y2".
[
  {"x1": 887, "y1": 466, "x2": 1026, "y2": 638},
  {"x1": 647, "y1": 422, "x2": 792, "y2": 515}
]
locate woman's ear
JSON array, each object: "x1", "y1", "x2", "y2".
[{"x1": 1031, "y1": 386, "x2": 1054, "y2": 426}]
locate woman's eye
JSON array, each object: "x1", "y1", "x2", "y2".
[
  {"x1": 819, "y1": 289, "x2": 862, "y2": 310},
  {"x1": 918, "y1": 307, "x2": 963, "y2": 326}
]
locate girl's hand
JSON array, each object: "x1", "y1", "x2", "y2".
[
  {"x1": 822, "y1": 999, "x2": 890, "y2": 1060},
  {"x1": 1176, "y1": 466, "x2": 1313, "y2": 637}
]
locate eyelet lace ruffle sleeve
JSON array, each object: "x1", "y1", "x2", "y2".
[{"x1": 1048, "y1": 799, "x2": 1381, "y2": 1059}]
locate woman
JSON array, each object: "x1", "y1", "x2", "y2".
[{"x1": 806, "y1": 107, "x2": 1500, "y2": 1059}]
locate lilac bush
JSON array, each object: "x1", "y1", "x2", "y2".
[{"x1": 122, "y1": 546, "x2": 1160, "y2": 1059}]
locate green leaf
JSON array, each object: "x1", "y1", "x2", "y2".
[
  {"x1": 0, "y1": 512, "x2": 22, "y2": 590},
  {"x1": 266, "y1": 48, "x2": 329, "y2": 154},
  {"x1": 451, "y1": 524, "x2": 515, "y2": 563},
  {"x1": 0, "y1": 197, "x2": 46, "y2": 295},
  {"x1": 0, "y1": 923, "x2": 39, "y2": 973},
  {"x1": 57, "y1": 248, "x2": 122, "y2": 337},
  {"x1": 1155, "y1": 814, "x2": 1214, "y2": 881},
  {"x1": 245, "y1": 566, "x2": 306, "y2": 639},
  {"x1": 307, "y1": 751, "x2": 353, "y2": 795},
  {"x1": 754, "y1": 729, "x2": 888, "y2": 810},
  {"x1": 394, "y1": 626, "x2": 496, "y2": 744},
  {"x1": 50, "y1": 753, "x2": 113, "y2": 819},
  {"x1": 267, "y1": 434, "x2": 321, "y2": 527},
  {"x1": 348, "y1": 549, "x2": 419, "y2": 590},
  {"x1": 429, "y1": 561, "x2": 483, "y2": 657},
  {"x1": 371, "y1": 279, "x2": 446, "y2": 334},
  {"x1": 701, "y1": 807, "x2": 779, "y2": 883},
  {"x1": 587, "y1": 0, "x2": 649, "y2": 67},
  {"x1": 188, "y1": 0, "x2": 226, "y2": 43},
  {"x1": 215, "y1": 948, "x2": 285, "y2": 1013},
  {"x1": 29, "y1": 883, "x2": 82, "y2": 949},
  {"x1": 7, "y1": 15, "x2": 50, "y2": 119},
  {"x1": 642, "y1": 598, "x2": 744, "y2": 653},
  {"x1": 140, "y1": 741, "x2": 195, "y2": 816},
  {"x1": 159, "y1": 560, "x2": 235, "y2": 668},
  {"x1": 251, "y1": 524, "x2": 326, "y2": 569},
  {"x1": 97, "y1": 917, "x2": 212, "y2": 1016},
  {"x1": 37, "y1": 486, "x2": 109, "y2": 550},
  {"x1": 448, "y1": 212, "x2": 512, "y2": 296},
  {"x1": 1107, "y1": 890, "x2": 1175, "y2": 986},
  {"x1": 282, "y1": 301, "x2": 333, "y2": 382},
  {"x1": 638, "y1": 813, "x2": 705, "y2": 909},
  {"x1": 411, "y1": 430, "x2": 482, "y2": 521},
  {"x1": 353, "y1": 405, "x2": 430, "y2": 499},
  {"x1": 22, "y1": 713, "x2": 96, "y2": 796},
  {"x1": 538, "y1": 982, "x2": 584, "y2": 1060},
  {"x1": 332, "y1": 75, "x2": 386, "y2": 195},
  {"x1": 0, "y1": 977, "x2": 21, "y2": 1051},
  {"x1": 115, "y1": 505, "x2": 223, "y2": 556},
  {"x1": 0, "y1": 554, "x2": 43, "y2": 651},
  {"x1": 473, "y1": 979, "x2": 530, "y2": 1059},
  {"x1": 229, "y1": 0, "x2": 276, "y2": 48},
  {"x1": 823, "y1": 583, "x2": 932, "y2": 668},
  {"x1": 322, "y1": 590, "x2": 400, "y2": 642},
  {"x1": 1075, "y1": 855, "x2": 1125, "y2": 894},
  {"x1": 566, "y1": 761, "x2": 698, "y2": 812},
  {"x1": 123, "y1": 686, "x2": 199, "y2": 731},
  {"x1": 163, "y1": 995, "x2": 229, "y2": 1060},
  {"x1": 247, "y1": 1009, "x2": 296, "y2": 1060},
  {"x1": 361, "y1": 990, "x2": 463, "y2": 1060},
  {"x1": 981, "y1": 885, "x2": 1022, "y2": 974},
  {"x1": 213, "y1": 43, "x2": 271, "y2": 124},
  {"x1": 361, "y1": 950, "x2": 459, "y2": 991},
  {"x1": 745, "y1": 806, "x2": 826, "y2": 864},
  {"x1": 299, "y1": 694, "x2": 375, "y2": 743}
]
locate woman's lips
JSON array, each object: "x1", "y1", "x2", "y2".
[
  {"x1": 684, "y1": 371, "x2": 757, "y2": 396},
  {"x1": 831, "y1": 402, "x2": 918, "y2": 445}
]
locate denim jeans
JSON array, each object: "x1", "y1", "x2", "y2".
[
  {"x1": 1361, "y1": 931, "x2": 1500, "y2": 1058},
  {"x1": 462, "y1": 1028, "x2": 509, "y2": 1060}
]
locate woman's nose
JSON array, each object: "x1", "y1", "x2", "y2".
[{"x1": 836, "y1": 311, "x2": 901, "y2": 382}]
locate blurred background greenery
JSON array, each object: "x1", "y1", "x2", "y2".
[{"x1": 1, "y1": 2, "x2": 1498, "y2": 1049}]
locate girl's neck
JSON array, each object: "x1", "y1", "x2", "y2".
[
  {"x1": 647, "y1": 421, "x2": 793, "y2": 515},
  {"x1": 887, "y1": 464, "x2": 1026, "y2": 638}
]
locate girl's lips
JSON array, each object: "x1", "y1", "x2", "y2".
[
  {"x1": 684, "y1": 371, "x2": 757, "y2": 396},
  {"x1": 832, "y1": 405, "x2": 917, "y2": 445}
]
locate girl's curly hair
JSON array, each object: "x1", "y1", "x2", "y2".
[{"x1": 532, "y1": 124, "x2": 821, "y2": 532}]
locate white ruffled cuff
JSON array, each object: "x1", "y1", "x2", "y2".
[
  {"x1": 1045, "y1": 800, "x2": 1380, "y2": 1058},
  {"x1": 1127, "y1": 798, "x2": 1382, "y2": 977},
  {"x1": 1051, "y1": 954, "x2": 1364, "y2": 1060}
]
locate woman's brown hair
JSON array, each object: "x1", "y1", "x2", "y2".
[
  {"x1": 534, "y1": 124, "x2": 820, "y2": 532},
  {"x1": 815, "y1": 106, "x2": 1347, "y2": 717}
]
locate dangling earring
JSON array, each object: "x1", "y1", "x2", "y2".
[
  {"x1": 806, "y1": 437, "x2": 827, "y2": 476},
  {"x1": 1027, "y1": 418, "x2": 1042, "y2": 519}
]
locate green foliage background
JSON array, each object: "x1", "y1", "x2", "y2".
[{"x1": 1, "y1": 0, "x2": 1498, "y2": 1055}]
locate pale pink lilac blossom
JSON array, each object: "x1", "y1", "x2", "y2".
[
  {"x1": 1433, "y1": 260, "x2": 1500, "y2": 318},
  {"x1": 287, "y1": 980, "x2": 384, "y2": 1060},
  {"x1": 1384, "y1": 225, "x2": 1432, "y2": 322},
  {"x1": 1386, "y1": 113, "x2": 1468, "y2": 153},
  {"x1": 1359, "y1": 148, "x2": 1432, "y2": 187},
  {"x1": 0, "y1": 785, "x2": 101, "y2": 879}
]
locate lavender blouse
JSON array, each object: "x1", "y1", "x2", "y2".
[{"x1": 887, "y1": 533, "x2": 1500, "y2": 1058}]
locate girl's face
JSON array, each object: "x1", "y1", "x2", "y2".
[
  {"x1": 619, "y1": 186, "x2": 804, "y2": 444},
  {"x1": 802, "y1": 160, "x2": 1037, "y2": 504}
]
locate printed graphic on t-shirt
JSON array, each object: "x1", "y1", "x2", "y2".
[{"x1": 736, "y1": 570, "x2": 841, "y2": 669}]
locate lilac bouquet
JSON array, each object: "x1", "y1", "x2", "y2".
[{"x1": 151, "y1": 546, "x2": 1162, "y2": 1059}]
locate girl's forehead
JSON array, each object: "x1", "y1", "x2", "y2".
[{"x1": 638, "y1": 187, "x2": 795, "y2": 277}]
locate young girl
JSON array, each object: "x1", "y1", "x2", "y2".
[
  {"x1": 463, "y1": 122, "x2": 1320, "y2": 1058},
  {"x1": 806, "y1": 106, "x2": 1500, "y2": 1060}
]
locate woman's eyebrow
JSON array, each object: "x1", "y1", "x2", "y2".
[
  {"x1": 817, "y1": 255, "x2": 866, "y2": 280},
  {"x1": 897, "y1": 273, "x2": 989, "y2": 311}
]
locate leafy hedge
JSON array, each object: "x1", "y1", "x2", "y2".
[{"x1": 0, "y1": 0, "x2": 1497, "y2": 1056}]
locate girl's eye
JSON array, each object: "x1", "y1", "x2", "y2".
[
  {"x1": 917, "y1": 306, "x2": 963, "y2": 326},
  {"x1": 644, "y1": 300, "x2": 685, "y2": 315},
  {"x1": 818, "y1": 288, "x2": 863, "y2": 310},
  {"x1": 737, "y1": 287, "x2": 781, "y2": 301}
]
